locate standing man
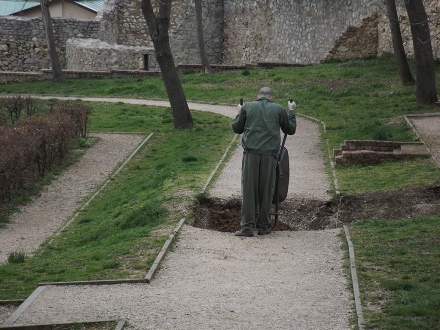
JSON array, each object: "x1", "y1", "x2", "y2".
[{"x1": 232, "y1": 87, "x2": 297, "y2": 237}]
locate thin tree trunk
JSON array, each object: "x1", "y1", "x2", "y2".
[
  {"x1": 141, "y1": 0, "x2": 193, "y2": 129},
  {"x1": 40, "y1": 0, "x2": 65, "y2": 83},
  {"x1": 386, "y1": 0, "x2": 415, "y2": 85},
  {"x1": 195, "y1": 0, "x2": 212, "y2": 74},
  {"x1": 404, "y1": 0, "x2": 438, "y2": 105}
]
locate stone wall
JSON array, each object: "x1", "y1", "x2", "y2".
[
  {"x1": 377, "y1": 0, "x2": 440, "y2": 59},
  {"x1": 168, "y1": 0, "x2": 224, "y2": 65},
  {"x1": 1, "y1": 0, "x2": 440, "y2": 73},
  {"x1": 97, "y1": 0, "x2": 149, "y2": 47},
  {"x1": 222, "y1": 0, "x2": 380, "y2": 65},
  {"x1": 325, "y1": 12, "x2": 378, "y2": 62},
  {"x1": 66, "y1": 38, "x2": 157, "y2": 71},
  {"x1": 0, "y1": 16, "x2": 99, "y2": 72},
  {"x1": 97, "y1": 0, "x2": 224, "y2": 65}
]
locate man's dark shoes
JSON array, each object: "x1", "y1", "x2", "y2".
[
  {"x1": 234, "y1": 230, "x2": 254, "y2": 237},
  {"x1": 257, "y1": 228, "x2": 272, "y2": 235}
]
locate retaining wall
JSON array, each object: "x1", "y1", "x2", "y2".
[
  {"x1": 334, "y1": 140, "x2": 431, "y2": 165},
  {"x1": 66, "y1": 38, "x2": 157, "y2": 71},
  {"x1": 0, "y1": 16, "x2": 99, "y2": 72},
  {"x1": 0, "y1": 0, "x2": 439, "y2": 74}
]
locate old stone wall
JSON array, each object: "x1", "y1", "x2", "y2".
[
  {"x1": 377, "y1": 0, "x2": 440, "y2": 59},
  {"x1": 222, "y1": 0, "x2": 380, "y2": 65},
  {"x1": 0, "y1": 16, "x2": 99, "y2": 72},
  {"x1": 66, "y1": 38, "x2": 157, "y2": 71},
  {"x1": 1, "y1": 0, "x2": 440, "y2": 73},
  {"x1": 97, "y1": 0, "x2": 149, "y2": 47},
  {"x1": 325, "y1": 12, "x2": 379, "y2": 62},
  {"x1": 169, "y1": 0, "x2": 224, "y2": 65},
  {"x1": 96, "y1": 0, "x2": 224, "y2": 65}
]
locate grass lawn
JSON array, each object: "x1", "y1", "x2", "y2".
[{"x1": 348, "y1": 216, "x2": 440, "y2": 329}]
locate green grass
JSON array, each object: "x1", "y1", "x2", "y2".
[
  {"x1": 1, "y1": 55, "x2": 440, "y2": 328},
  {"x1": 349, "y1": 216, "x2": 440, "y2": 329},
  {"x1": 336, "y1": 158, "x2": 440, "y2": 195},
  {"x1": 3, "y1": 54, "x2": 436, "y2": 151}
]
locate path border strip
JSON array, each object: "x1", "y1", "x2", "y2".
[
  {"x1": 1, "y1": 286, "x2": 46, "y2": 327},
  {"x1": 1, "y1": 318, "x2": 125, "y2": 330},
  {"x1": 145, "y1": 217, "x2": 186, "y2": 283},
  {"x1": 38, "y1": 279, "x2": 147, "y2": 286},
  {"x1": 343, "y1": 225, "x2": 364, "y2": 330}
]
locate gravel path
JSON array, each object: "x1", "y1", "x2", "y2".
[
  {"x1": 407, "y1": 114, "x2": 440, "y2": 166},
  {"x1": 2, "y1": 97, "x2": 348, "y2": 329}
]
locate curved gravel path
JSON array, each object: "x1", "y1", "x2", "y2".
[{"x1": 2, "y1": 97, "x2": 348, "y2": 329}]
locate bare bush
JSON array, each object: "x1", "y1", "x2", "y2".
[
  {"x1": 0, "y1": 96, "x2": 41, "y2": 124},
  {"x1": 0, "y1": 100, "x2": 92, "y2": 202},
  {"x1": 23, "y1": 96, "x2": 39, "y2": 116},
  {"x1": 56, "y1": 103, "x2": 93, "y2": 138}
]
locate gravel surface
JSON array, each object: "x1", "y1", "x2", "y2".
[
  {"x1": 16, "y1": 228, "x2": 350, "y2": 330},
  {"x1": 407, "y1": 114, "x2": 440, "y2": 166},
  {"x1": 10, "y1": 98, "x2": 439, "y2": 329}
]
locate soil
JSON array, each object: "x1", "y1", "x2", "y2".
[{"x1": 192, "y1": 185, "x2": 440, "y2": 232}]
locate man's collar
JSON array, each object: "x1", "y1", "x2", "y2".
[{"x1": 258, "y1": 97, "x2": 272, "y2": 102}]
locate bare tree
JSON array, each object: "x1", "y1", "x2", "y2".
[
  {"x1": 40, "y1": 0, "x2": 65, "y2": 83},
  {"x1": 385, "y1": 0, "x2": 415, "y2": 85},
  {"x1": 141, "y1": 0, "x2": 193, "y2": 129},
  {"x1": 195, "y1": 0, "x2": 212, "y2": 74},
  {"x1": 404, "y1": 0, "x2": 438, "y2": 106}
]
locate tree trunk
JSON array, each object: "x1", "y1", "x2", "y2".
[
  {"x1": 40, "y1": 0, "x2": 65, "y2": 83},
  {"x1": 404, "y1": 0, "x2": 438, "y2": 106},
  {"x1": 195, "y1": 0, "x2": 212, "y2": 74},
  {"x1": 385, "y1": 0, "x2": 415, "y2": 85},
  {"x1": 141, "y1": 0, "x2": 193, "y2": 130}
]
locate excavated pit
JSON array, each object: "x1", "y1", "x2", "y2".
[
  {"x1": 192, "y1": 185, "x2": 440, "y2": 232},
  {"x1": 191, "y1": 197, "x2": 339, "y2": 232}
]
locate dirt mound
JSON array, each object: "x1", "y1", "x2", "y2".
[{"x1": 192, "y1": 185, "x2": 440, "y2": 231}]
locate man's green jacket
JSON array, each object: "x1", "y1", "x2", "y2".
[{"x1": 232, "y1": 98, "x2": 296, "y2": 156}]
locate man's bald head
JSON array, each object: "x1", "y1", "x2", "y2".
[{"x1": 258, "y1": 87, "x2": 274, "y2": 100}]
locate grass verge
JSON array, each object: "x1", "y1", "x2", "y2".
[{"x1": 348, "y1": 215, "x2": 440, "y2": 329}]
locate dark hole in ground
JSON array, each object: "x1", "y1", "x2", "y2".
[
  {"x1": 191, "y1": 185, "x2": 440, "y2": 232},
  {"x1": 192, "y1": 197, "x2": 339, "y2": 231}
]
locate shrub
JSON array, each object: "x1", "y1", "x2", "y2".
[{"x1": 0, "y1": 100, "x2": 92, "y2": 203}]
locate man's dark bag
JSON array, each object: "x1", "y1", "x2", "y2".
[{"x1": 272, "y1": 143, "x2": 289, "y2": 204}]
